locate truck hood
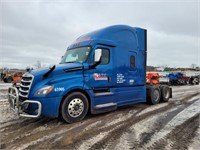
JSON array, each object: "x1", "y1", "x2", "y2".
[{"x1": 30, "y1": 63, "x2": 83, "y2": 78}]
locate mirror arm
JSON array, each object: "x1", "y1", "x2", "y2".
[{"x1": 89, "y1": 57, "x2": 102, "y2": 69}]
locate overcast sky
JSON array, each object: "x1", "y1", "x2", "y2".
[{"x1": 0, "y1": 0, "x2": 199, "y2": 69}]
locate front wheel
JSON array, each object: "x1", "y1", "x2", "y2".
[{"x1": 61, "y1": 92, "x2": 89, "y2": 123}]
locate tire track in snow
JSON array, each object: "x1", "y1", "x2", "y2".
[
  {"x1": 87, "y1": 93, "x2": 200, "y2": 150},
  {"x1": 74, "y1": 109, "x2": 140, "y2": 150},
  {"x1": 9, "y1": 119, "x2": 92, "y2": 150},
  {"x1": 143, "y1": 98, "x2": 200, "y2": 149},
  {"x1": 23, "y1": 107, "x2": 136, "y2": 149},
  {"x1": 0, "y1": 118, "x2": 58, "y2": 149},
  {"x1": 115, "y1": 98, "x2": 198, "y2": 150},
  {"x1": 47, "y1": 108, "x2": 141, "y2": 149},
  {"x1": 148, "y1": 114, "x2": 199, "y2": 150},
  {"x1": 0, "y1": 86, "x2": 199, "y2": 149}
]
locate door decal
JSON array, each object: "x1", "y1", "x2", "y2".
[{"x1": 93, "y1": 73, "x2": 108, "y2": 81}]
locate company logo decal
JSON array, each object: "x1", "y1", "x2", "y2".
[{"x1": 93, "y1": 73, "x2": 108, "y2": 80}]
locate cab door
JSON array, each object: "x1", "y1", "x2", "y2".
[
  {"x1": 83, "y1": 45, "x2": 116, "y2": 109},
  {"x1": 87, "y1": 45, "x2": 113, "y2": 89}
]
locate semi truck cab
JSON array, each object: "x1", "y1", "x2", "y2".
[{"x1": 8, "y1": 25, "x2": 172, "y2": 123}]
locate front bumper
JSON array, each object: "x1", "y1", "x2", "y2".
[{"x1": 8, "y1": 87, "x2": 42, "y2": 118}]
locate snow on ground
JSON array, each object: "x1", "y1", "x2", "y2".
[
  {"x1": 136, "y1": 103, "x2": 168, "y2": 116},
  {"x1": 0, "y1": 83, "x2": 12, "y2": 90},
  {"x1": 143, "y1": 99, "x2": 200, "y2": 149},
  {"x1": 0, "y1": 82, "x2": 200, "y2": 149},
  {"x1": 13, "y1": 121, "x2": 85, "y2": 150},
  {"x1": 189, "y1": 127, "x2": 200, "y2": 150},
  {"x1": 115, "y1": 106, "x2": 183, "y2": 150},
  {"x1": 0, "y1": 99, "x2": 18, "y2": 124},
  {"x1": 0, "y1": 83, "x2": 17, "y2": 124},
  {"x1": 104, "y1": 110, "x2": 136, "y2": 127},
  {"x1": 78, "y1": 129, "x2": 113, "y2": 150}
]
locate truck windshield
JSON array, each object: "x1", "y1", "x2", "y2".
[{"x1": 60, "y1": 46, "x2": 91, "y2": 64}]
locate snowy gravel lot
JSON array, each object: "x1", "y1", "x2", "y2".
[{"x1": 0, "y1": 82, "x2": 199, "y2": 149}]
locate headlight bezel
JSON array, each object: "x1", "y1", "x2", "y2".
[{"x1": 34, "y1": 85, "x2": 54, "y2": 96}]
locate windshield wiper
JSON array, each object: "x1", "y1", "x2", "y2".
[
  {"x1": 59, "y1": 61, "x2": 78, "y2": 64},
  {"x1": 65, "y1": 61, "x2": 76, "y2": 63},
  {"x1": 43, "y1": 65, "x2": 56, "y2": 79},
  {"x1": 65, "y1": 61, "x2": 83, "y2": 64}
]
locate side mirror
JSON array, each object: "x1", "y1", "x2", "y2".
[
  {"x1": 89, "y1": 49, "x2": 102, "y2": 69},
  {"x1": 94, "y1": 49, "x2": 102, "y2": 63},
  {"x1": 26, "y1": 66, "x2": 31, "y2": 72},
  {"x1": 49, "y1": 64, "x2": 55, "y2": 69}
]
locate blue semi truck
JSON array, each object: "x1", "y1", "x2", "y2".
[{"x1": 8, "y1": 25, "x2": 172, "y2": 123}]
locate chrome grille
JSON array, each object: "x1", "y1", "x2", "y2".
[{"x1": 19, "y1": 73, "x2": 34, "y2": 99}]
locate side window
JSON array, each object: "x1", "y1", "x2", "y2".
[
  {"x1": 130, "y1": 55, "x2": 135, "y2": 69},
  {"x1": 100, "y1": 49, "x2": 110, "y2": 65}
]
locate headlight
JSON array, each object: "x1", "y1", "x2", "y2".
[{"x1": 34, "y1": 85, "x2": 54, "y2": 96}]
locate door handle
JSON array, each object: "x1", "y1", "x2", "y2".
[{"x1": 108, "y1": 76, "x2": 111, "y2": 82}]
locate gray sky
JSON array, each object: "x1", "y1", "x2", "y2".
[{"x1": 0, "y1": 0, "x2": 199, "y2": 69}]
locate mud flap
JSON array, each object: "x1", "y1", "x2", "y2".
[{"x1": 170, "y1": 88, "x2": 172, "y2": 98}]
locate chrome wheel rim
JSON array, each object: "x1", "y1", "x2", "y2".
[{"x1": 68, "y1": 98, "x2": 84, "y2": 117}]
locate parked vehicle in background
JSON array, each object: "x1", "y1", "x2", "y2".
[
  {"x1": 12, "y1": 71, "x2": 25, "y2": 88},
  {"x1": 146, "y1": 73, "x2": 160, "y2": 84},
  {"x1": 166, "y1": 72, "x2": 199, "y2": 85},
  {"x1": 189, "y1": 75, "x2": 200, "y2": 85},
  {"x1": 2, "y1": 70, "x2": 13, "y2": 83},
  {"x1": 1, "y1": 70, "x2": 24, "y2": 84}
]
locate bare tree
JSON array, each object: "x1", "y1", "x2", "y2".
[
  {"x1": 190, "y1": 64, "x2": 197, "y2": 69},
  {"x1": 34, "y1": 61, "x2": 42, "y2": 69}
]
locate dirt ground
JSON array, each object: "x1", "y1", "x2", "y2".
[{"x1": 0, "y1": 83, "x2": 200, "y2": 150}]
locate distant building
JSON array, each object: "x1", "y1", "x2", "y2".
[
  {"x1": 155, "y1": 67, "x2": 164, "y2": 72},
  {"x1": 195, "y1": 67, "x2": 200, "y2": 71},
  {"x1": 146, "y1": 66, "x2": 156, "y2": 72}
]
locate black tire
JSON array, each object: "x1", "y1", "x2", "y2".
[
  {"x1": 61, "y1": 92, "x2": 89, "y2": 123},
  {"x1": 194, "y1": 77, "x2": 199, "y2": 85},
  {"x1": 3, "y1": 78, "x2": 7, "y2": 83},
  {"x1": 147, "y1": 86, "x2": 161, "y2": 105},
  {"x1": 6, "y1": 77, "x2": 12, "y2": 83},
  {"x1": 160, "y1": 85, "x2": 170, "y2": 102}
]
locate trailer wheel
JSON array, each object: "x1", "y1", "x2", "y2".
[
  {"x1": 160, "y1": 85, "x2": 170, "y2": 102},
  {"x1": 6, "y1": 77, "x2": 12, "y2": 83},
  {"x1": 3, "y1": 78, "x2": 7, "y2": 83},
  {"x1": 193, "y1": 77, "x2": 199, "y2": 85},
  {"x1": 147, "y1": 86, "x2": 161, "y2": 105},
  {"x1": 61, "y1": 92, "x2": 89, "y2": 123},
  {"x1": 189, "y1": 77, "x2": 198, "y2": 85}
]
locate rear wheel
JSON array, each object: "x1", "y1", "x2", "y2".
[
  {"x1": 160, "y1": 85, "x2": 170, "y2": 102},
  {"x1": 147, "y1": 86, "x2": 161, "y2": 105},
  {"x1": 61, "y1": 92, "x2": 89, "y2": 123}
]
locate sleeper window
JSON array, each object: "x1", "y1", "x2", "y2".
[{"x1": 130, "y1": 55, "x2": 135, "y2": 69}]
